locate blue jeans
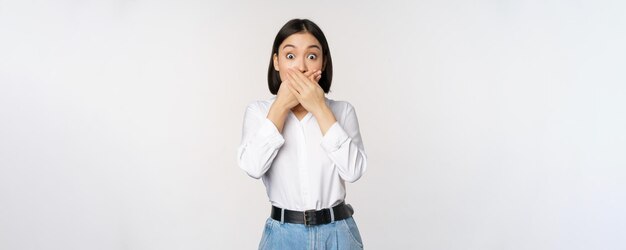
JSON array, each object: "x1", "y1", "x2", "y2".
[{"x1": 258, "y1": 216, "x2": 364, "y2": 249}]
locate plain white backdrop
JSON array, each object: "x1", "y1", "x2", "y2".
[{"x1": 1, "y1": 0, "x2": 625, "y2": 249}]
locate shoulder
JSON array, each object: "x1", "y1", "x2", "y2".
[
  {"x1": 244, "y1": 96, "x2": 276, "y2": 115},
  {"x1": 327, "y1": 97, "x2": 356, "y2": 113},
  {"x1": 326, "y1": 98, "x2": 358, "y2": 122}
]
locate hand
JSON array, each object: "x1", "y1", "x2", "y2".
[
  {"x1": 275, "y1": 70, "x2": 321, "y2": 111},
  {"x1": 267, "y1": 70, "x2": 322, "y2": 133},
  {"x1": 275, "y1": 78, "x2": 299, "y2": 111},
  {"x1": 286, "y1": 69, "x2": 336, "y2": 135},
  {"x1": 285, "y1": 69, "x2": 325, "y2": 114}
]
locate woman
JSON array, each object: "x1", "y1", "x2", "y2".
[{"x1": 237, "y1": 18, "x2": 367, "y2": 249}]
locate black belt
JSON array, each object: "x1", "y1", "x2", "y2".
[{"x1": 271, "y1": 202, "x2": 354, "y2": 226}]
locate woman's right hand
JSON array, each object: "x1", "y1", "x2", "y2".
[{"x1": 275, "y1": 79, "x2": 299, "y2": 111}]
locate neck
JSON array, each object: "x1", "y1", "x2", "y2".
[{"x1": 291, "y1": 104, "x2": 306, "y2": 113}]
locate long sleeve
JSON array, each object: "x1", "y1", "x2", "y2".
[
  {"x1": 237, "y1": 102, "x2": 285, "y2": 179},
  {"x1": 320, "y1": 103, "x2": 367, "y2": 183}
]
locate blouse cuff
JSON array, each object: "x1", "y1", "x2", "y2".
[{"x1": 320, "y1": 122, "x2": 350, "y2": 153}]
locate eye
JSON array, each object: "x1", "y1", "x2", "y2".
[
  {"x1": 286, "y1": 53, "x2": 295, "y2": 59},
  {"x1": 307, "y1": 54, "x2": 317, "y2": 60}
]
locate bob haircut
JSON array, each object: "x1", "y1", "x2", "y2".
[{"x1": 267, "y1": 19, "x2": 333, "y2": 95}]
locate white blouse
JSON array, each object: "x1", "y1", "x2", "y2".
[{"x1": 237, "y1": 96, "x2": 367, "y2": 211}]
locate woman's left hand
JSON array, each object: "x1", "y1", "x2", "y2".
[
  {"x1": 285, "y1": 69, "x2": 326, "y2": 114},
  {"x1": 286, "y1": 68, "x2": 337, "y2": 135}
]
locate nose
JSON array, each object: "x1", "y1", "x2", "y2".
[{"x1": 296, "y1": 57, "x2": 307, "y2": 73}]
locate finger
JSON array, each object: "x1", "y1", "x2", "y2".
[
  {"x1": 287, "y1": 69, "x2": 307, "y2": 91},
  {"x1": 285, "y1": 80, "x2": 301, "y2": 98},
  {"x1": 310, "y1": 70, "x2": 322, "y2": 82},
  {"x1": 307, "y1": 70, "x2": 318, "y2": 80},
  {"x1": 290, "y1": 69, "x2": 313, "y2": 88},
  {"x1": 279, "y1": 79, "x2": 289, "y2": 89},
  {"x1": 279, "y1": 81, "x2": 293, "y2": 96},
  {"x1": 287, "y1": 73, "x2": 304, "y2": 94},
  {"x1": 304, "y1": 70, "x2": 315, "y2": 78}
]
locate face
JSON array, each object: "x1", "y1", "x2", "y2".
[{"x1": 273, "y1": 32, "x2": 324, "y2": 82}]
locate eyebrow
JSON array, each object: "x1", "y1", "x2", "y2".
[{"x1": 282, "y1": 44, "x2": 322, "y2": 50}]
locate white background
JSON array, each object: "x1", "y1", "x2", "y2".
[{"x1": 1, "y1": 0, "x2": 625, "y2": 249}]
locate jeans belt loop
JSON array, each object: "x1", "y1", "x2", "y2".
[
  {"x1": 280, "y1": 208, "x2": 285, "y2": 224},
  {"x1": 330, "y1": 206, "x2": 336, "y2": 223}
]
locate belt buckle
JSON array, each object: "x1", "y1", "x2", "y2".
[{"x1": 303, "y1": 209, "x2": 316, "y2": 226}]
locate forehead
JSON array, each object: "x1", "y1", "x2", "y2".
[{"x1": 280, "y1": 32, "x2": 322, "y2": 50}]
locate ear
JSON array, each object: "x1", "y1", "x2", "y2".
[
  {"x1": 273, "y1": 53, "x2": 279, "y2": 71},
  {"x1": 322, "y1": 57, "x2": 327, "y2": 71}
]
